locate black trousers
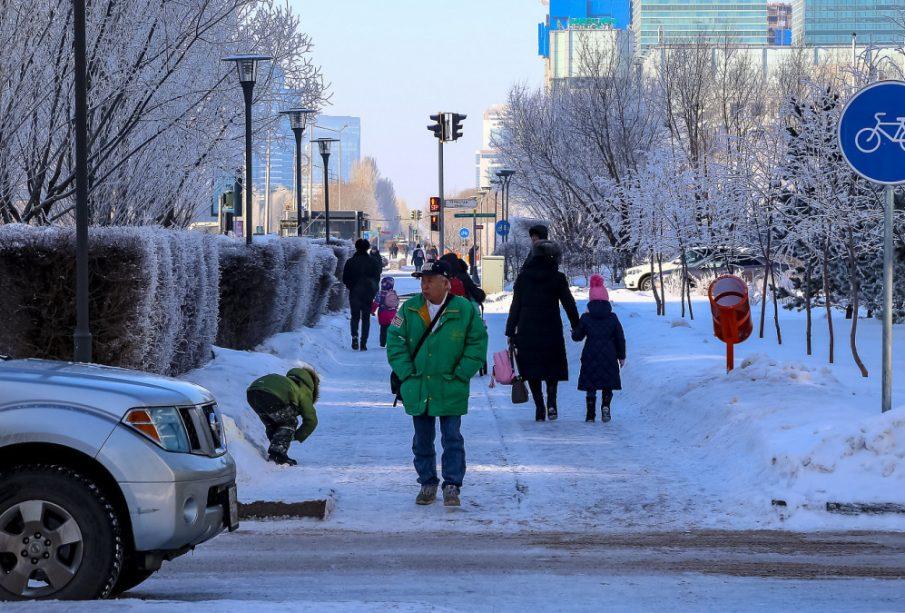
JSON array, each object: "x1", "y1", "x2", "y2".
[
  {"x1": 527, "y1": 379, "x2": 558, "y2": 411},
  {"x1": 587, "y1": 389, "x2": 614, "y2": 407},
  {"x1": 350, "y1": 300, "x2": 371, "y2": 342},
  {"x1": 379, "y1": 324, "x2": 389, "y2": 347}
]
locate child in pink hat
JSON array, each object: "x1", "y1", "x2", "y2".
[{"x1": 572, "y1": 274, "x2": 625, "y2": 423}]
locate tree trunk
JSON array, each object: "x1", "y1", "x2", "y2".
[
  {"x1": 822, "y1": 239, "x2": 834, "y2": 364},
  {"x1": 649, "y1": 249, "x2": 663, "y2": 316},
  {"x1": 684, "y1": 251, "x2": 695, "y2": 320},
  {"x1": 657, "y1": 252, "x2": 667, "y2": 316},
  {"x1": 758, "y1": 227, "x2": 772, "y2": 338},
  {"x1": 769, "y1": 262, "x2": 782, "y2": 345},
  {"x1": 804, "y1": 260, "x2": 813, "y2": 356},
  {"x1": 846, "y1": 228, "x2": 868, "y2": 377}
]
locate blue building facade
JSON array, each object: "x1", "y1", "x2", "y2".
[
  {"x1": 538, "y1": 0, "x2": 631, "y2": 57},
  {"x1": 309, "y1": 115, "x2": 361, "y2": 186}
]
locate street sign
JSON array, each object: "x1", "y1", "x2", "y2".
[
  {"x1": 475, "y1": 224, "x2": 484, "y2": 230},
  {"x1": 495, "y1": 220, "x2": 511, "y2": 236},
  {"x1": 839, "y1": 80, "x2": 905, "y2": 184},
  {"x1": 838, "y1": 80, "x2": 903, "y2": 414},
  {"x1": 459, "y1": 228, "x2": 470, "y2": 239},
  {"x1": 445, "y1": 198, "x2": 478, "y2": 209},
  {"x1": 454, "y1": 213, "x2": 496, "y2": 219}
]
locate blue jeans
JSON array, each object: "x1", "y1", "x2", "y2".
[{"x1": 412, "y1": 414, "x2": 465, "y2": 488}]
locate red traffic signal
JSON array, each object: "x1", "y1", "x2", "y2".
[
  {"x1": 429, "y1": 197, "x2": 441, "y2": 213},
  {"x1": 430, "y1": 215, "x2": 439, "y2": 232}
]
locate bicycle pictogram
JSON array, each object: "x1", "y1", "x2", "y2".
[{"x1": 855, "y1": 113, "x2": 905, "y2": 153}]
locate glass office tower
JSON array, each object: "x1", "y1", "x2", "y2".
[
  {"x1": 632, "y1": 0, "x2": 769, "y2": 50},
  {"x1": 792, "y1": 0, "x2": 905, "y2": 46}
]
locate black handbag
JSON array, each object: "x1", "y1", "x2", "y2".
[
  {"x1": 391, "y1": 296, "x2": 451, "y2": 406},
  {"x1": 511, "y1": 377, "x2": 529, "y2": 404}
]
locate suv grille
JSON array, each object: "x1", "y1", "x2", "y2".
[{"x1": 177, "y1": 403, "x2": 226, "y2": 456}]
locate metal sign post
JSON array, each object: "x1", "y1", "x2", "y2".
[{"x1": 838, "y1": 80, "x2": 905, "y2": 413}]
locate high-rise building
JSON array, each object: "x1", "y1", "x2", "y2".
[
  {"x1": 792, "y1": 0, "x2": 905, "y2": 46},
  {"x1": 474, "y1": 105, "x2": 506, "y2": 190},
  {"x1": 538, "y1": 0, "x2": 633, "y2": 85},
  {"x1": 308, "y1": 115, "x2": 361, "y2": 187},
  {"x1": 767, "y1": 3, "x2": 793, "y2": 45},
  {"x1": 632, "y1": 0, "x2": 769, "y2": 51}
]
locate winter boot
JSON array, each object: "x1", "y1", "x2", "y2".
[
  {"x1": 443, "y1": 485, "x2": 461, "y2": 507},
  {"x1": 351, "y1": 337, "x2": 359, "y2": 351},
  {"x1": 268, "y1": 453, "x2": 298, "y2": 466},
  {"x1": 534, "y1": 403, "x2": 546, "y2": 422},
  {"x1": 601, "y1": 392, "x2": 612, "y2": 423},
  {"x1": 585, "y1": 396, "x2": 596, "y2": 422},
  {"x1": 360, "y1": 340, "x2": 368, "y2": 351},
  {"x1": 547, "y1": 404, "x2": 558, "y2": 421},
  {"x1": 416, "y1": 484, "x2": 438, "y2": 505}
]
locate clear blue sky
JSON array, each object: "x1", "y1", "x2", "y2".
[{"x1": 292, "y1": 0, "x2": 546, "y2": 211}]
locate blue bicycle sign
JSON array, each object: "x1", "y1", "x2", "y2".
[{"x1": 838, "y1": 80, "x2": 905, "y2": 185}]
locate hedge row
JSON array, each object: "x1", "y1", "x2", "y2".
[{"x1": 0, "y1": 225, "x2": 350, "y2": 375}]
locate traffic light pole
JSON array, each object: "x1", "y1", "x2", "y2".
[{"x1": 437, "y1": 139, "x2": 445, "y2": 255}]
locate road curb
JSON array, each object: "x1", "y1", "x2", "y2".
[{"x1": 238, "y1": 493, "x2": 336, "y2": 521}]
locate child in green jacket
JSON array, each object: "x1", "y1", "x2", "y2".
[{"x1": 246, "y1": 366, "x2": 319, "y2": 466}]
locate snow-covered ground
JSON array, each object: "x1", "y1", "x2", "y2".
[{"x1": 180, "y1": 271, "x2": 905, "y2": 533}]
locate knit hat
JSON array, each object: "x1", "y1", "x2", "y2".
[
  {"x1": 589, "y1": 274, "x2": 609, "y2": 302},
  {"x1": 380, "y1": 276, "x2": 395, "y2": 291}
]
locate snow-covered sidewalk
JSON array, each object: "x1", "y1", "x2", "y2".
[{"x1": 182, "y1": 278, "x2": 905, "y2": 533}]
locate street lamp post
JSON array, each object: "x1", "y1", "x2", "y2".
[
  {"x1": 496, "y1": 169, "x2": 515, "y2": 281},
  {"x1": 281, "y1": 108, "x2": 316, "y2": 237},
  {"x1": 314, "y1": 138, "x2": 339, "y2": 243},
  {"x1": 73, "y1": 0, "x2": 91, "y2": 362},
  {"x1": 222, "y1": 53, "x2": 272, "y2": 246}
]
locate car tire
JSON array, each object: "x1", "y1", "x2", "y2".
[
  {"x1": 0, "y1": 465, "x2": 123, "y2": 601},
  {"x1": 109, "y1": 558, "x2": 154, "y2": 597},
  {"x1": 639, "y1": 276, "x2": 653, "y2": 291}
]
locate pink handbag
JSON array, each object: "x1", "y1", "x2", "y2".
[{"x1": 492, "y1": 349, "x2": 515, "y2": 385}]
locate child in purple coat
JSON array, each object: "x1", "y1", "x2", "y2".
[{"x1": 372, "y1": 277, "x2": 400, "y2": 348}]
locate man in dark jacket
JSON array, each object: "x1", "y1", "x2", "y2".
[
  {"x1": 343, "y1": 238, "x2": 381, "y2": 350},
  {"x1": 246, "y1": 367, "x2": 319, "y2": 465},
  {"x1": 411, "y1": 244, "x2": 426, "y2": 272},
  {"x1": 505, "y1": 240, "x2": 580, "y2": 421}
]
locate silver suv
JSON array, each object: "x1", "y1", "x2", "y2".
[{"x1": 0, "y1": 358, "x2": 238, "y2": 600}]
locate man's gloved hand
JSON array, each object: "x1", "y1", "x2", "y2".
[{"x1": 293, "y1": 427, "x2": 306, "y2": 443}]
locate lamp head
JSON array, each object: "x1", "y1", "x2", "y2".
[
  {"x1": 281, "y1": 107, "x2": 316, "y2": 131},
  {"x1": 314, "y1": 137, "x2": 339, "y2": 157},
  {"x1": 222, "y1": 54, "x2": 273, "y2": 84}
]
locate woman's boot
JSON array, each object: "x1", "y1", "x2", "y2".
[
  {"x1": 585, "y1": 396, "x2": 596, "y2": 422},
  {"x1": 601, "y1": 391, "x2": 612, "y2": 423}
]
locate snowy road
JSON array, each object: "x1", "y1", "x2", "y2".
[{"x1": 8, "y1": 528, "x2": 905, "y2": 610}]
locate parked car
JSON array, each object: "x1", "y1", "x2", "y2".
[
  {"x1": 0, "y1": 358, "x2": 238, "y2": 601},
  {"x1": 623, "y1": 248, "x2": 770, "y2": 291}
]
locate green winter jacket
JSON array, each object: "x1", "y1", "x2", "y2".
[
  {"x1": 247, "y1": 367, "x2": 319, "y2": 443},
  {"x1": 386, "y1": 293, "x2": 488, "y2": 417}
]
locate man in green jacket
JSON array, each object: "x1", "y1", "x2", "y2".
[
  {"x1": 246, "y1": 366, "x2": 319, "y2": 466},
  {"x1": 386, "y1": 260, "x2": 488, "y2": 506}
]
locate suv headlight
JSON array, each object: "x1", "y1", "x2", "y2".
[{"x1": 124, "y1": 407, "x2": 191, "y2": 453}]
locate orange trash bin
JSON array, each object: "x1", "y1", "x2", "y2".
[{"x1": 708, "y1": 275, "x2": 753, "y2": 372}]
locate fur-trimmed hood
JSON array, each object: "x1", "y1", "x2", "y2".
[{"x1": 287, "y1": 366, "x2": 320, "y2": 403}]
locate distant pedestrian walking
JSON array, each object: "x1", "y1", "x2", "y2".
[
  {"x1": 373, "y1": 276, "x2": 400, "y2": 348},
  {"x1": 572, "y1": 275, "x2": 626, "y2": 423},
  {"x1": 505, "y1": 240, "x2": 580, "y2": 422},
  {"x1": 387, "y1": 260, "x2": 488, "y2": 507},
  {"x1": 412, "y1": 243, "x2": 426, "y2": 272},
  {"x1": 343, "y1": 238, "x2": 381, "y2": 351},
  {"x1": 246, "y1": 367, "x2": 319, "y2": 465}
]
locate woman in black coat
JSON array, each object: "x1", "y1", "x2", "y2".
[
  {"x1": 572, "y1": 298, "x2": 626, "y2": 423},
  {"x1": 505, "y1": 240, "x2": 580, "y2": 421}
]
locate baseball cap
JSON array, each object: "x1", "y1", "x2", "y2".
[{"x1": 412, "y1": 260, "x2": 452, "y2": 279}]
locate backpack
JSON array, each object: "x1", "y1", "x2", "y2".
[
  {"x1": 450, "y1": 277, "x2": 465, "y2": 297},
  {"x1": 383, "y1": 289, "x2": 399, "y2": 310}
]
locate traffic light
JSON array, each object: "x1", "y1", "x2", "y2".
[
  {"x1": 410, "y1": 211, "x2": 416, "y2": 220},
  {"x1": 427, "y1": 113, "x2": 444, "y2": 141},
  {"x1": 416, "y1": 210, "x2": 423, "y2": 220},
  {"x1": 429, "y1": 197, "x2": 440, "y2": 213},
  {"x1": 450, "y1": 113, "x2": 466, "y2": 141},
  {"x1": 430, "y1": 215, "x2": 439, "y2": 232}
]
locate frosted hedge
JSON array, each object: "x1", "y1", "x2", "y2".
[{"x1": 0, "y1": 226, "x2": 351, "y2": 373}]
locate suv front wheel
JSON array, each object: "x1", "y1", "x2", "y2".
[{"x1": 0, "y1": 465, "x2": 123, "y2": 601}]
